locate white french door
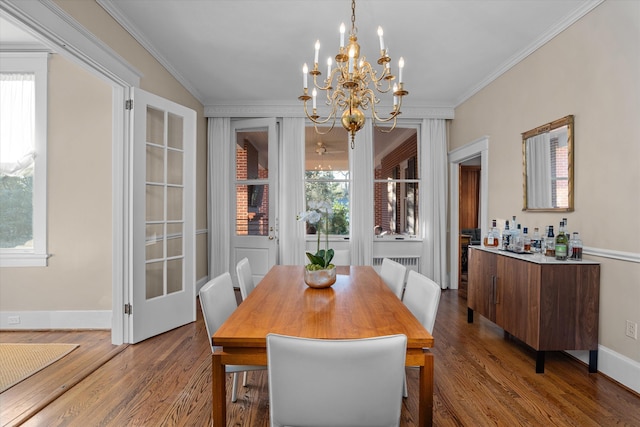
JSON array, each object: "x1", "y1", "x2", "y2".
[
  {"x1": 130, "y1": 88, "x2": 196, "y2": 343},
  {"x1": 231, "y1": 118, "x2": 278, "y2": 284}
]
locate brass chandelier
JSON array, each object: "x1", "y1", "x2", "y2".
[{"x1": 299, "y1": 0, "x2": 408, "y2": 148}]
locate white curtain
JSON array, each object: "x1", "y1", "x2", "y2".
[
  {"x1": 420, "y1": 119, "x2": 448, "y2": 288},
  {"x1": 349, "y1": 124, "x2": 374, "y2": 265},
  {"x1": 207, "y1": 117, "x2": 231, "y2": 278},
  {"x1": 526, "y1": 133, "x2": 552, "y2": 208},
  {"x1": 0, "y1": 73, "x2": 35, "y2": 177},
  {"x1": 279, "y1": 118, "x2": 306, "y2": 265}
]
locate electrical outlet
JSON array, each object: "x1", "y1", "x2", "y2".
[
  {"x1": 8, "y1": 315, "x2": 20, "y2": 325},
  {"x1": 626, "y1": 320, "x2": 638, "y2": 339}
]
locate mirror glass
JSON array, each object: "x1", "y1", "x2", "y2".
[{"x1": 522, "y1": 115, "x2": 574, "y2": 211}]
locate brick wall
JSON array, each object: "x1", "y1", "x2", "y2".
[{"x1": 374, "y1": 133, "x2": 418, "y2": 234}]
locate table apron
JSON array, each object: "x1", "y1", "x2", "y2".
[{"x1": 215, "y1": 347, "x2": 430, "y2": 367}]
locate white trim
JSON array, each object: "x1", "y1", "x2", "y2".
[
  {"x1": 97, "y1": 0, "x2": 201, "y2": 103},
  {"x1": 566, "y1": 346, "x2": 640, "y2": 394},
  {"x1": 0, "y1": 52, "x2": 49, "y2": 267},
  {"x1": 0, "y1": 1, "x2": 138, "y2": 345},
  {"x1": 584, "y1": 247, "x2": 640, "y2": 264},
  {"x1": 454, "y1": 0, "x2": 605, "y2": 106},
  {"x1": 0, "y1": 310, "x2": 112, "y2": 330},
  {"x1": 448, "y1": 136, "x2": 489, "y2": 289},
  {"x1": 0, "y1": 0, "x2": 141, "y2": 87},
  {"x1": 204, "y1": 104, "x2": 455, "y2": 120}
]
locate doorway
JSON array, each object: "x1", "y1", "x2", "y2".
[
  {"x1": 231, "y1": 118, "x2": 278, "y2": 285},
  {"x1": 449, "y1": 137, "x2": 489, "y2": 292}
]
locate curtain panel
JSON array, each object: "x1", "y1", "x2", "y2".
[
  {"x1": 207, "y1": 117, "x2": 231, "y2": 278},
  {"x1": 421, "y1": 118, "x2": 448, "y2": 288},
  {"x1": 278, "y1": 118, "x2": 306, "y2": 265}
]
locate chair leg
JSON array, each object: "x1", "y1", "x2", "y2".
[
  {"x1": 231, "y1": 372, "x2": 239, "y2": 402},
  {"x1": 403, "y1": 372, "x2": 408, "y2": 398},
  {"x1": 243, "y1": 371, "x2": 248, "y2": 387}
]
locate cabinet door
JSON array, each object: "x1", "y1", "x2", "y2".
[
  {"x1": 499, "y1": 257, "x2": 540, "y2": 346},
  {"x1": 468, "y1": 248, "x2": 497, "y2": 322}
]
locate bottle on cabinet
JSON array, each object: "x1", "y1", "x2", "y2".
[
  {"x1": 531, "y1": 227, "x2": 542, "y2": 253},
  {"x1": 570, "y1": 232, "x2": 583, "y2": 261},
  {"x1": 555, "y1": 220, "x2": 568, "y2": 261},
  {"x1": 522, "y1": 227, "x2": 531, "y2": 252},
  {"x1": 545, "y1": 225, "x2": 555, "y2": 257},
  {"x1": 502, "y1": 220, "x2": 511, "y2": 250},
  {"x1": 483, "y1": 219, "x2": 500, "y2": 247}
]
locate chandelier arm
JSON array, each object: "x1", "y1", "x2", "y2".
[
  {"x1": 313, "y1": 120, "x2": 338, "y2": 135},
  {"x1": 302, "y1": 99, "x2": 339, "y2": 126}
]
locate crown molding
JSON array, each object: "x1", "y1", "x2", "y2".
[
  {"x1": 97, "y1": 0, "x2": 203, "y2": 103},
  {"x1": 0, "y1": 0, "x2": 141, "y2": 87},
  {"x1": 454, "y1": 0, "x2": 605, "y2": 107},
  {"x1": 204, "y1": 103, "x2": 454, "y2": 119}
]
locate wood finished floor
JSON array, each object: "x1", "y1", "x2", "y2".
[{"x1": 1, "y1": 290, "x2": 639, "y2": 426}]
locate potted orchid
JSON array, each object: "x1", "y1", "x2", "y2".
[{"x1": 297, "y1": 200, "x2": 336, "y2": 287}]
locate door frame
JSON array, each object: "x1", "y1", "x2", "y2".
[
  {"x1": 448, "y1": 136, "x2": 489, "y2": 290},
  {"x1": 1, "y1": 1, "x2": 142, "y2": 344},
  {"x1": 230, "y1": 118, "x2": 279, "y2": 285}
]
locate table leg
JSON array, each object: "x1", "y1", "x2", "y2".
[
  {"x1": 419, "y1": 349, "x2": 434, "y2": 426},
  {"x1": 212, "y1": 351, "x2": 226, "y2": 426}
]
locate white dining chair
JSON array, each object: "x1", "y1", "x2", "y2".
[
  {"x1": 235, "y1": 257, "x2": 256, "y2": 301},
  {"x1": 199, "y1": 272, "x2": 266, "y2": 403},
  {"x1": 267, "y1": 333, "x2": 407, "y2": 427},
  {"x1": 401, "y1": 269, "x2": 441, "y2": 397},
  {"x1": 380, "y1": 258, "x2": 407, "y2": 299},
  {"x1": 331, "y1": 249, "x2": 351, "y2": 266}
]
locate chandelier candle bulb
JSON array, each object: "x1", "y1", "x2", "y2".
[
  {"x1": 312, "y1": 88, "x2": 317, "y2": 109},
  {"x1": 377, "y1": 26, "x2": 384, "y2": 51},
  {"x1": 327, "y1": 57, "x2": 332, "y2": 77},
  {"x1": 314, "y1": 40, "x2": 320, "y2": 65},
  {"x1": 398, "y1": 57, "x2": 404, "y2": 83},
  {"x1": 340, "y1": 23, "x2": 345, "y2": 47},
  {"x1": 393, "y1": 84, "x2": 398, "y2": 107},
  {"x1": 303, "y1": 63, "x2": 308, "y2": 89}
]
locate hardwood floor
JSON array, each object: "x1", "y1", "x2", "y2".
[{"x1": 1, "y1": 290, "x2": 639, "y2": 426}]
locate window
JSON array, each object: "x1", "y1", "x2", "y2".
[
  {"x1": 550, "y1": 133, "x2": 569, "y2": 208},
  {"x1": 0, "y1": 53, "x2": 48, "y2": 267},
  {"x1": 304, "y1": 127, "x2": 349, "y2": 236},
  {"x1": 373, "y1": 127, "x2": 419, "y2": 237}
]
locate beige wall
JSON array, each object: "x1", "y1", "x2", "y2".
[
  {"x1": 0, "y1": 0, "x2": 208, "y2": 311},
  {"x1": 1, "y1": 55, "x2": 113, "y2": 311},
  {"x1": 450, "y1": 0, "x2": 640, "y2": 362}
]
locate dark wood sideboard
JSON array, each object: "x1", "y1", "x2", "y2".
[{"x1": 467, "y1": 247, "x2": 600, "y2": 373}]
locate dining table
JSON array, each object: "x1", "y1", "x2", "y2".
[{"x1": 211, "y1": 264, "x2": 435, "y2": 426}]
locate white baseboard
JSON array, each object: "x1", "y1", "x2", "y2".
[
  {"x1": 566, "y1": 346, "x2": 640, "y2": 394},
  {"x1": 0, "y1": 310, "x2": 112, "y2": 330}
]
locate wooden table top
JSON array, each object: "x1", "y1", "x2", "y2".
[{"x1": 213, "y1": 265, "x2": 434, "y2": 349}]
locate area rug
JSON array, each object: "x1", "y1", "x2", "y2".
[{"x1": 0, "y1": 343, "x2": 79, "y2": 392}]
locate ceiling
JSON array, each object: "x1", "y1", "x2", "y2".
[
  {"x1": 93, "y1": 0, "x2": 600, "y2": 110},
  {"x1": 0, "y1": 0, "x2": 601, "y2": 168}
]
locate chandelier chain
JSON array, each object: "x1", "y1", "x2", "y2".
[{"x1": 351, "y1": 0, "x2": 356, "y2": 34}]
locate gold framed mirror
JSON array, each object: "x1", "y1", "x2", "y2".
[{"x1": 522, "y1": 115, "x2": 574, "y2": 212}]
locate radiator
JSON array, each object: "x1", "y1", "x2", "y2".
[{"x1": 372, "y1": 256, "x2": 420, "y2": 273}]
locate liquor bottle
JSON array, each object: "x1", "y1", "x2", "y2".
[
  {"x1": 545, "y1": 225, "x2": 555, "y2": 257},
  {"x1": 563, "y1": 217, "x2": 569, "y2": 236},
  {"x1": 555, "y1": 221, "x2": 568, "y2": 261},
  {"x1": 531, "y1": 227, "x2": 542, "y2": 253},
  {"x1": 502, "y1": 220, "x2": 511, "y2": 250},
  {"x1": 512, "y1": 224, "x2": 523, "y2": 252},
  {"x1": 570, "y1": 232, "x2": 583, "y2": 261},
  {"x1": 522, "y1": 227, "x2": 531, "y2": 252},
  {"x1": 483, "y1": 219, "x2": 499, "y2": 247}
]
